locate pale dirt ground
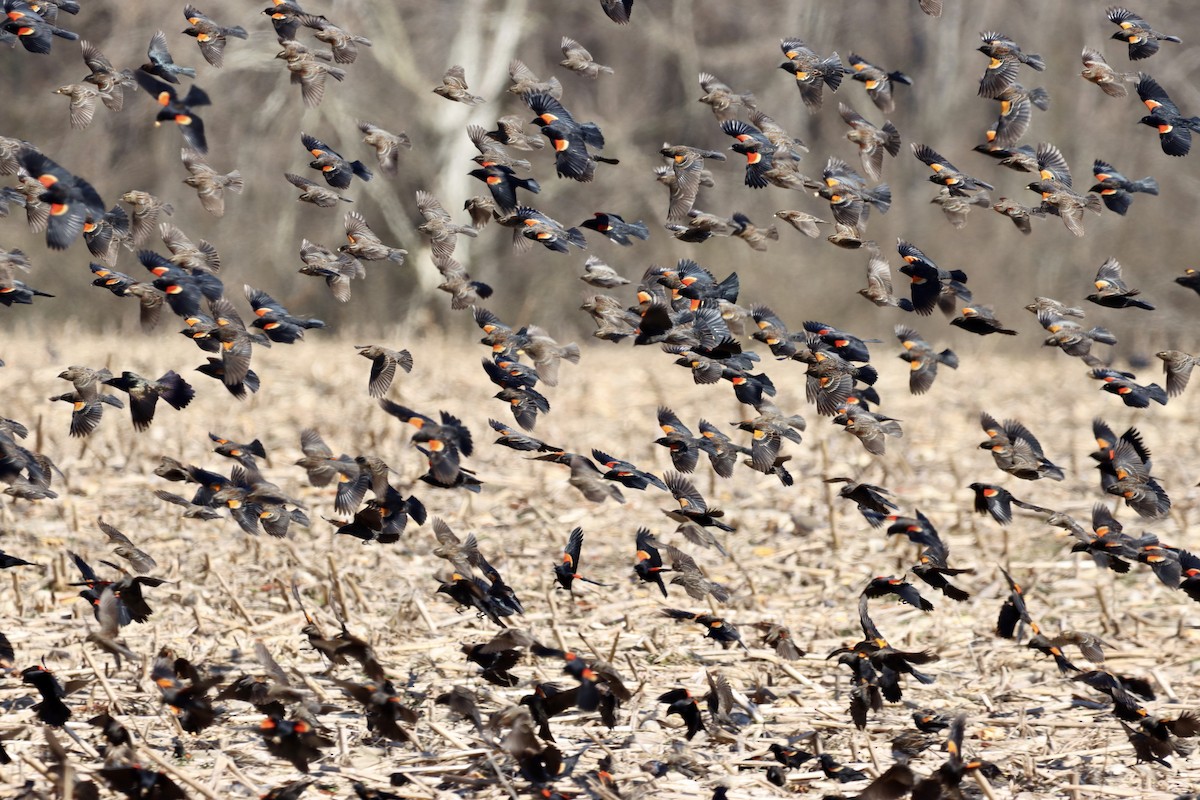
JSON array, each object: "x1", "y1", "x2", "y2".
[{"x1": 1, "y1": 327, "x2": 1200, "y2": 799}]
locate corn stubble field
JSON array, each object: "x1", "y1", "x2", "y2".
[
  {"x1": 1, "y1": 332, "x2": 1199, "y2": 800},
  {"x1": 6, "y1": 0, "x2": 1200, "y2": 799}
]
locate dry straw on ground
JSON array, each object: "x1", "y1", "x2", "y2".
[{"x1": 0, "y1": 328, "x2": 1199, "y2": 799}]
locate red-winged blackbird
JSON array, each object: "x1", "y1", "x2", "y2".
[
  {"x1": 527, "y1": 93, "x2": 616, "y2": 181},
  {"x1": 634, "y1": 528, "x2": 669, "y2": 596},
  {"x1": 969, "y1": 482, "x2": 1052, "y2": 525},
  {"x1": 779, "y1": 38, "x2": 843, "y2": 111},
  {"x1": 16, "y1": 147, "x2": 105, "y2": 250},
  {"x1": 134, "y1": 72, "x2": 210, "y2": 154},
  {"x1": 896, "y1": 239, "x2": 970, "y2": 316},
  {"x1": 977, "y1": 32, "x2": 1045, "y2": 99},
  {"x1": 895, "y1": 324, "x2": 958, "y2": 394},
  {"x1": 333, "y1": 678, "x2": 417, "y2": 742},
  {"x1": 432, "y1": 65, "x2": 483, "y2": 104},
  {"x1": 100, "y1": 766, "x2": 188, "y2": 800},
  {"x1": 663, "y1": 471, "x2": 734, "y2": 533},
  {"x1": 181, "y1": 4, "x2": 247, "y2": 68},
  {"x1": 1087, "y1": 257, "x2": 1155, "y2": 310},
  {"x1": 768, "y1": 742, "x2": 814, "y2": 768},
  {"x1": 553, "y1": 527, "x2": 607, "y2": 591},
  {"x1": 661, "y1": 608, "x2": 746, "y2": 649},
  {"x1": 469, "y1": 163, "x2": 539, "y2": 213},
  {"x1": 654, "y1": 406, "x2": 702, "y2": 473},
  {"x1": 817, "y1": 753, "x2": 867, "y2": 783},
  {"x1": 592, "y1": 448, "x2": 666, "y2": 491},
  {"x1": 2, "y1": 4, "x2": 78, "y2": 53},
  {"x1": 598, "y1": 0, "x2": 633, "y2": 24},
  {"x1": 102, "y1": 370, "x2": 194, "y2": 431},
  {"x1": 912, "y1": 144, "x2": 993, "y2": 196},
  {"x1": 152, "y1": 653, "x2": 221, "y2": 733},
  {"x1": 302, "y1": 132, "x2": 372, "y2": 188},
  {"x1": 378, "y1": 400, "x2": 473, "y2": 487},
  {"x1": 21, "y1": 665, "x2": 71, "y2": 726},
  {"x1": 755, "y1": 623, "x2": 805, "y2": 660},
  {"x1": 258, "y1": 715, "x2": 331, "y2": 773},
  {"x1": 864, "y1": 576, "x2": 933, "y2": 611},
  {"x1": 1090, "y1": 368, "x2": 1168, "y2": 408},
  {"x1": 1108, "y1": 7, "x2": 1181, "y2": 60},
  {"x1": 658, "y1": 688, "x2": 704, "y2": 739},
  {"x1": 847, "y1": 53, "x2": 912, "y2": 113},
  {"x1": 579, "y1": 212, "x2": 649, "y2": 246},
  {"x1": 141, "y1": 29, "x2": 195, "y2": 83},
  {"x1": 1090, "y1": 160, "x2": 1158, "y2": 215},
  {"x1": 1175, "y1": 267, "x2": 1200, "y2": 296},
  {"x1": 1137, "y1": 73, "x2": 1200, "y2": 156}
]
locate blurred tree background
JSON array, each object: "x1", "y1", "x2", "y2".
[{"x1": 2, "y1": 0, "x2": 1198, "y2": 356}]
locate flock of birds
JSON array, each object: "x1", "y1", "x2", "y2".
[{"x1": 3, "y1": 1, "x2": 1200, "y2": 799}]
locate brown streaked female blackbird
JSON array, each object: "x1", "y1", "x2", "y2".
[
  {"x1": 979, "y1": 412, "x2": 1064, "y2": 481},
  {"x1": 832, "y1": 406, "x2": 902, "y2": 455},
  {"x1": 1137, "y1": 73, "x2": 1200, "y2": 156},
  {"x1": 134, "y1": 72, "x2": 209, "y2": 154},
  {"x1": 658, "y1": 688, "x2": 704, "y2": 739},
  {"x1": 356, "y1": 120, "x2": 410, "y2": 176},
  {"x1": 96, "y1": 518, "x2": 156, "y2": 575},
  {"x1": 634, "y1": 528, "x2": 669, "y2": 596},
  {"x1": 846, "y1": 53, "x2": 911, "y2": 114},
  {"x1": 21, "y1": 665, "x2": 71, "y2": 726},
  {"x1": 911, "y1": 144, "x2": 993, "y2": 196},
  {"x1": 298, "y1": 14, "x2": 370, "y2": 64},
  {"x1": 896, "y1": 324, "x2": 957, "y2": 394},
  {"x1": 16, "y1": 147, "x2": 105, "y2": 250},
  {"x1": 755, "y1": 623, "x2": 805, "y2": 660},
  {"x1": 180, "y1": 148, "x2": 242, "y2": 217},
  {"x1": 864, "y1": 576, "x2": 933, "y2": 611},
  {"x1": 355, "y1": 345, "x2": 412, "y2": 398},
  {"x1": 469, "y1": 163, "x2": 539, "y2": 213},
  {"x1": 285, "y1": 173, "x2": 350, "y2": 208},
  {"x1": 275, "y1": 40, "x2": 345, "y2": 108},
  {"x1": 1038, "y1": 310, "x2": 1115, "y2": 367},
  {"x1": 1090, "y1": 368, "x2": 1167, "y2": 408},
  {"x1": 85, "y1": 586, "x2": 137, "y2": 668},
  {"x1": 580, "y1": 212, "x2": 649, "y2": 246},
  {"x1": 181, "y1": 5, "x2": 246, "y2": 68},
  {"x1": 896, "y1": 239, "x2": 970, "y2": 316},
  {"x1": 561, "y1": 453, "x2": 624, "y2": 503},
  {"x1": 435, "y1": 256, "x2": 492, "y2": 310},
  {"x1": 298, "y1": 238, "x2": 363, "y2": 302},
  {"x1": 52, "y1": 83, "x2": 100, "y2": 130},
  {"x1": 1087, "y1": 257, "x2": 1155, "y2": 310},
  {"x1": 554, "y1": 527, "x2": 607, "y2": 591},
  {"x1": 697, "y1": 72, "x2": 757, "y2": 121},
  {"x1": 1090, "y1": 160, "x2": 1158, "y2": 215},
  {"x1": 1081, "y1": 47, "x2": 1135, "y2": 97},
  {"x1": 991, "y1": 196, "x2": 1045, "y2": 234},
  {"x1": 333, "y1": 678, "x2": 417, "y2": 742},
  {"x1": 930, "y1": 186, "x2": 991, "y2": 229},
  {"x1": 560, "y1": 36, "x2": 612, "y2": 78},
  {"x1": 258, "y1": 715, "x2": 331, "y2": 773},
  {"x1": 1108, "y1": 7, "x2": 1181, "y2": 60},
  {"x1": 667, "y1": 545, "x2": 730, "y2": 603},
  {"x1": 969, "y1": 483, "x2": 1052, "y2": 525},
  {"x1": 1156, "y1": 350, "x2": 1198, "y2": 397},
  {"x1": 302, "y1": 132, "x2": 371, "y2": 189},
  {"x1": 102, "y1": 370, "x2": 194, "y2": 431},
  {"x1": 838, "y1": 102, "x2": 900, "y2": 181},
  {"x1": 432, "y1": 64, "x2": 483, "y2": 104},
  {"x1": 507, "y1": 59, "x2": 562, "y2": 98},
  {"x1": 977, "y1": 32, "x2": 1045, "y2": 99}
]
